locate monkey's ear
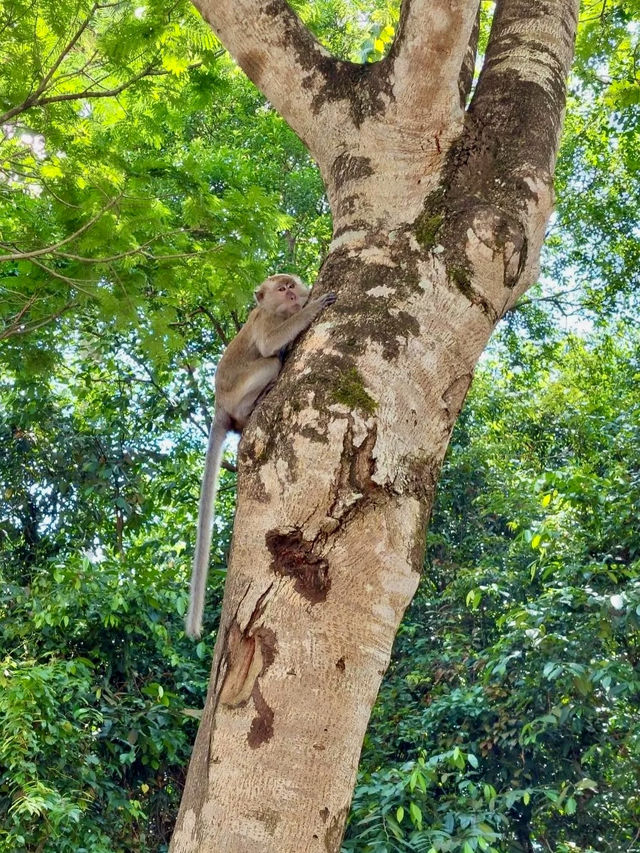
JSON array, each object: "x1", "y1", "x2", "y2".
[{"x1": 254, "y1": 285, "x2": 265, "y2": 303}]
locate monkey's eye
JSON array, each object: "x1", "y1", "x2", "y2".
[{"x1": 278, "y1": 286, "x2": 286, "y2": 292}]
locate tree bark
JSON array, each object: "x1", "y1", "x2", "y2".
[{"x1": 170, "y1": 1, "x2": 579, "y2": 850}]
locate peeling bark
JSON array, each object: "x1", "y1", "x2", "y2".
[{"x1": 171, "y1": 0, "x2": 579, "y2": 850}]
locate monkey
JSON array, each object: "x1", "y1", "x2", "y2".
[{"x1": 186, "y1": 274, "x2": 336, "y2": 638}]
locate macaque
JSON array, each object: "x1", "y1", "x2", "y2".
[{"x1": 186, "y1": 274, "x2": 336, "y2": 638}]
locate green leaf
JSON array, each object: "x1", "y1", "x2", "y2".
[
  {"x1": 575, "y1": 778, "x2": 598, "y2": 792},
  {"x1": 409, "y1": 801, "x2": 423, "y2": 830}
]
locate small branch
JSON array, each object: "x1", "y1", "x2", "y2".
[
  {"x1": 201, "y1": 308, "x2": 231, "y2": 346},
  {"x1": 0, "y1": 300, "x2": 77, "y2": 340},
  {"x1": 6, "y1": 63, "x2": 158, "y2": 117},
  {"x1": 145, "y1": 58, "x2": 215, "y2": 75},
  {"x1": 1, "y1": 234, "x2": 223, "y2": 272},
  {"x1": 53, "y1": 48, "x2": 100, "y2": 85},
  {"x1": 0, "y1": 3, "x2": 99, "y2": 124},
  {"x1": 511, "y1": 284, "x2": 583, "y2": 308},
  {"x1": 125, "y1": 353, "x2": 235, "y2": 474},
  {"x1": 110, "y1": 266, "x2": 136, "y2": 316},
  {"x1": 0, "y1": 59, "x2": 212, "y2": 124},
  {"x1": 184, "y1": 362, "x2": 215, "y2": 431},
  {"x1": 171, "y1": 306, "x2": 231, "y2": 345},
  {"x1": 230, "y1": 310, "x2": 242, "y2": 333},
  {"x1": 51, "y1": 229, "x2": 192, "y2": 263},
  {"x1": 0, "y1": 195, "x2": 121, "y2": 261},
  {"x1": 27, "y1": 257, "x2": 95, "y2": 296},
  {"x1": 627, "y1": 827, "x2": 640, "y2": 853},
  {"x1": 4, "y1": 292, "x2": 38, "y2": 327},
  {"x1": 41, "y1": 4, "x2": 99, "y2": 90},
  {"x1": 38, "y1": 179, "x2": 83, "y2": 209},
  {"x1": 138, "y1": 249, "x2": 218, "y2": 262}
]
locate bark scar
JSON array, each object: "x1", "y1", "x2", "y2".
[
  {"x1": 218, "y1": 583, "x2": 277, "y2": 709},
  {"x1": 265, "y1": 528, "x2": 331, "y2": 603},
  {"x1": 218, "y1": 622, "x2": 277, "y2": 708},
  {"x1": 247, "y1": 681, "x2": 275, "y2": 748},
  {"x1": 217, "y1": 618, "x2": 277, "y2": 750},
  {"x1": 327, "y1": 419, "x2": 379, "y2": 524}
]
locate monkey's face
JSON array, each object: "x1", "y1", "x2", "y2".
[{"x1": 257, "y1": 275, "x2": 310, "y2": 316}]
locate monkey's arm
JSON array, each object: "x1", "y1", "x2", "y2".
[{"x1": 256, "y1": 293, "x2": 336, "y2": 358}]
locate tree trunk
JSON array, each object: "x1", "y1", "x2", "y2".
[{"x1": 170, "y1": 1, "x2": 579, "y2": 850}]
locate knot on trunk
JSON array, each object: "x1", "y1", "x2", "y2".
[
  {"x1": 466, "y1": 203, "x2": 527, "y2": 289},
  {"x1": 266, "y1": 528, "x2": 331, "y2": 603}
]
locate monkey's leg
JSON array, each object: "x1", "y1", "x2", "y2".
[{"x1": 231, "y1": 357, "x2": 281, "y2": 426}]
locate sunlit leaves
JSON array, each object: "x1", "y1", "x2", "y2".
[
  {"x1": 0, "y1": 0, "x2": 328, "y2": 359},
  {"x1": 548, "y1": 0, "x2": 640, "y2": 318}
]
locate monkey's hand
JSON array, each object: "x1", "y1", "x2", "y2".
[{"x1": 313, "y1": 292, "x2": 337, "y2": 309}]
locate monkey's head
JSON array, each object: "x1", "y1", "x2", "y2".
[{"x1": 255, "y1": 274, "x2": 309, "y2": 316}]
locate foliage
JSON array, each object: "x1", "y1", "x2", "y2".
[
  {"x1": 0, "y1": 0, "x2": 332, "y2": 846},
  {"x1": 549, "y1": 0, "x2": 640, "y2": 319},
  {"x1": 0, "y1": 0, "x2": 329, "y2": 358},
  {"x1": 0, "y1": 325, "x2": 226, "y2": 852}
]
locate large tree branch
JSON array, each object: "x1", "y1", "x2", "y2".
[
  {"x1": 458, "y1": 5, "x2": 481, "y2": 107},
  {"x1": 191, "y1": 0, "x2": 481, "y2": 180},
  {"x1": 190, "y1": 0, "x2": 353, "y2": 160},
  {"x1": 469, "y1": 0, "x2": 579, "y2": 179},
  {"x1": 388, "y1": 0, "x2": 480, "y2": 122},
  {"x1": 435, "y1": 0, "x2": 580, "y2": 309}
]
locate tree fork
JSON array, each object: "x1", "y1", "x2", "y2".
[{"x1": 171, "y1": 0, "x2": 580, "y2": 849}]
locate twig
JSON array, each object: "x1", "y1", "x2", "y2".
[
  {"x1": 0, "y1": 2, "x2": 100, "y2": 124},
  {"x1": 184, "y1": 362, "x2": 214, "y2": 431},
  {"x1": 507, "y1": 285, "x2": 583, "y2": 314},
  {"x1": 52, "y1": 230, "x2": 186, "y2": 263},
  {"x1": 39, "y1": 179, "x2": 83, "y2": 209},
  {"x1": 0, "y1": 300, "x2": 77, "y2": 339},
  {"x1": 196, "y1": 306, "x2": 230, "y2": 346},
  {"x1": 4, "y1": 292, "x2": 39, "y2": 326},
  {"x1": 627, "y1": 825, "x2": 640, "y2": 852},
  {"x1": 0, "y1": 195, "x2": 121, "y2": 261},
  {"x1": 27, "y1": 257, "x2": 95, "y2": 296}
]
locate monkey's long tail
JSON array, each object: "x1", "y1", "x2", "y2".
[{"x1": 186, "y1": 411, "x2": 229, "y2": 638}]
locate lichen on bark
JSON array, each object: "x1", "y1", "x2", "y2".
[{"x1": 332, "y1": 368, "x2": 377, "y2": 416}]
